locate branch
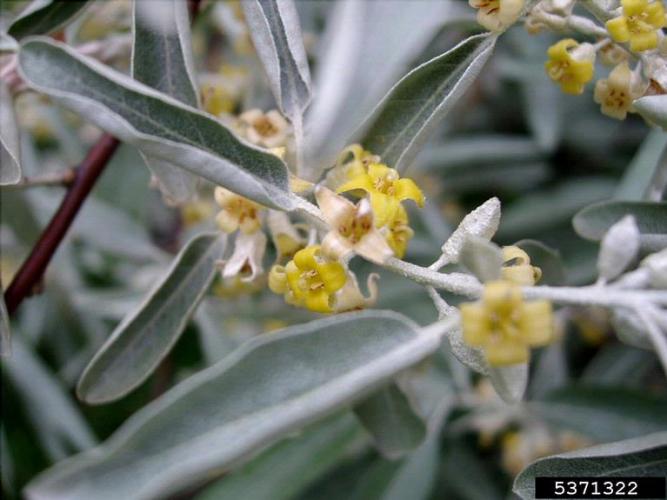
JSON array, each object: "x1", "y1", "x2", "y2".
[{"x1": 4, "y1": 134, "x2": 120, "y2": 315}]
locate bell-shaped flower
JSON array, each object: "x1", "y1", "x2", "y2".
[
  {"x1": 214, "y1": 186, "x2": 263, "y2": 234},
  {"x1": 222, "y1": 231, "x2": 267, "y2": 283},
  {"x1": 606, "y1": 0, "x2": 666, "y2": 52},
  {"x1": 239, "y1": 109, "x2": 290, "y2": 148},
  {"x1": 469, "y1": 0, "x2": 525, "y2": 31},
  {"x1": 267, "y1": 210, "x2": 304, "y2": 263},
  {"x1": 316, "y1": 186, "x2": 394, "y2": 263},
  {"x1": 336, "y1": 162, "x2": 424, "y2": 227},
  {"x1": 384, "y1": 205, "x2": 414, "y2": 259},
  {"x1": 594, "y1": 62, "x2": 645, "y2": 120},
  {"x1": 545, "y1": 39, "x2": 595, "y2": 95},
  {"x1": 501, "y1": 246, "x2": 542, "y2": 285},
  {"x1": 460, "y1": 281, "x2": 553, "y2": 366}
]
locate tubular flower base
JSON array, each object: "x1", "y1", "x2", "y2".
[
  {"x1": 269, "y1": 245, "x2": 347, "y2": 313},
  {"x1": 501, "y1": 246, "x2": 542, "y2": 286},
  {"x1": 385, "y1": 205, "x2": 414, "y2": 259},
  {"x1": 606, "y1": 0, "x2": 666, "y2": 52},
  {"x1": 460, "y1": 281, "x2": 554, "y2": 366},
  {"x1": 545, "y1": 39, "x2": 596, "y2": 95},
  {"x1": 214, "y1": 186, "x2": 263, "y2": 234},
  {"x1": 469, "y1": 0, "x2": 525, "y2": 31},
  {"x1": 337, "y1": 162, "x2": 424, "y2": 227}
]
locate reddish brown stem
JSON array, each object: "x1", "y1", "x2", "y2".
[{"x1": 4, "y1": 134, "x2": 120, "y2": 315}]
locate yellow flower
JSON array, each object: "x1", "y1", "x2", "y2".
[
  {"x1": 337, "y1": 162, "x2": 425, "y2": 227},
  {"x1": 316, "y1": 186, "x2": 394, "y2": 263},
  {"x1": 469, "y1": 0, "x2": 525, "y2": 31},
  {"x1": 606, "y1": 0, "x2": 666, "y2": 52},
  {"x1": 460, "y1": 281, "x2": 553, "y2": 366},
  {"x1": 594, "y1": 62, "x2": 645, "y2": 120},
  {"x1": 385, "y1": 205, "x2": 414, "y2": 259},
  {"x1": 269, "y1": 245, "x2": 347, "y2": 313},
  {"x1": 501, "y1": 246, "x2": 542, "y2": 286},
  {"x1": 239, "y1": 109, "x2": 290, "y2": 148},
  {"x1": 545, "y1": 39, "x2": 596, "y2": 95},
  {"x1": 214, "y1": 186, "x2": 263, "y2": 234}
]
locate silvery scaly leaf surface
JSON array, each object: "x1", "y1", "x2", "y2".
[
  {"x1": 513, "y1": 432, "x2": 667, "y2": 500},
  {"x1": 597, "y1": 215, "x2": 640, "y2": 282},
  {"x1": 354, "y1": 383, "x2": 426, "y2": 459},
  {"x1": 441, "y1": 197, "x2": 501, "y2": 263},
  {"x1": 361, "y1": 34, "x2": 497, "y2": 173},
  {"x1": 459, "y1": 236, "x2": 503, "y2": 283},
  {"x1": 195, "y1": 414, "x2": 364, "y2": 500},
  {"x1": 0, "y1": 79, "x2": 21, "y2": 185},
  {"x1": 17, "y1": 38, "x2": 294, "y2": 210},
  {"x1": 132, "y1": 0, "x2": 199, "y2": 204},
  {"x1": 77, "y1": 233, "x2": 227, "y2": 404},
  {"x1": 7, "y1": 0, "x2": 91, "y2": 40},
  {"x1": 573, "y1": 200, "x2": 667, "y2": 253},
  {"x1": 633, "y1": 95, "x2": 667, "y2": 130},
  {"x1": 241, "y1": 0, "x2": 311, "y2": 121},
  {"x1": 27, "y1": 313, "x2": 455, "y2": 500}
]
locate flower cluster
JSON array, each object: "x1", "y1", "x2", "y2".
[
  {"x1": 460, "y1": 281, "x2": 553, "y2": 366},
  {"x1": 606, "y1": 0, "x2": 666, "y2": 52}
]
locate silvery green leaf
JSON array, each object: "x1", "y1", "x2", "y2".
[
  {"x1": 441, "y1": 197, "x2": 501, "y2": 263},
  {"x1": 488, "y1": 363, "x2": 528, "y2": 404},
  {"x1": 0, "y1": 32, "x2": 19, "y2": 52},
  {"x1": 381, "y1": 434, "x2": 440, "y2": 500},
  {"x1": 8, "y1": 0, "x2": 91, "y2": 40},
  {"x1": 642, "y1": 248, "x2": 667, "y2": 288},
  {"x1": 583, "y1": 344, "x2": 656, "y2": 386},
  {"x1": 27, "y1": 312, "x2": 455, "y2": 500},
  {"x1": 514, "y1": 239, "x2": 566, "y2": 285},
  {"x1": 514, "y1": 431, "x2": 667, "y2": 500},
  {"x1": 597, "y1": 215, "x2": 640, "y2": 282},
  {"x1": 615, "y1": 129, "x2": 667, "y2": 201},
  {"x1": 633, "y1": 95, "x2": 667, "y2": 130},
  {"x1": 241, "y1": 0, "x2": 311, "y2": 120},
  {"x1": 4, "y1": 336, "x2": 96, "y2": 462},
  {"x1": 195, "y1": 299, "x2": 239, "y2": 366},
  {"x1": 196, "y1": 414, "x2": 363, "y2": 500},
  {"x1": 459, "y1": 236, "x2": 503, "y2": 283},
  {"x1": 531, "y1": 386, "x2": 667, "y2": 441},
  {"x1": 0, "y1": 80, "x2": 21, "y2": 185},
  {"x1": 440, "y1": 438, "x2": 503, "y2": 500},
  {"x1": 362, "y1": 34, "x2": 497, "y2": 172},
  {"x1": 77, "y1": 233, "x2": 226, "y2": 404},
  {"x1": 499, "y1": 177, "x2": 616, "y2": 239},
  {"x1": 573, "y1": 201, "x2": 667, "y2": 253},
  {"x1": 522, "y1": 74, "x2": 563, "y2": 152},
  {"x1": 132, "y1": 0, "x2": 199, "y2": 204},
  {"x1": 0, "y1": 292, "x2": 10, "y2": 357},
  {"x1": 18, "y1": 38, "x2": 294, "y2": 210},
  {"x1": 611, "y1": 308, "x2": 653, "y2": 350},
  {"x1": 306, "y1": 0, "x2": 456, "y2": 165},
  {"x1": 354, "y1": 383, "x2": 426, "y2": 459},
  {"x1": 528, "y1": 343, "x2": 568, "y2": 398}
]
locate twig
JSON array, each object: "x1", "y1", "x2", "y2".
[
  {"x1": 6, "y1": 168, "x2": 77, "y2": 189},
  {"x1": 4, "y1": 134, "x2": 120, "y2": 315}
]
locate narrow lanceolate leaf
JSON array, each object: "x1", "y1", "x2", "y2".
[
  {"x1": 597, "y1": 215, "x2": 640, "y2": 282},
  {"x1": 441, "y1": 197, "x2": 501, "y2": 263},
  {"x1": 18, "y1": 38, "x2": 294, "y2": 210},
  {"x1": 362, "y1": 34, "x2": 496, "y2": 172},
  {"x1": 0, "y1": 80, "x2": 21, "y2": 185},
  {"x1": 196, "y1": 414, "x2": 363, "y2": 500},
  {"x1": 5, "y1": 336, "x2": 96, "y2": 461},
  {"x1": 241, "y1": 0, "x2": 311, "y2": 119},
  {"x1": 459, "y1": 236, "x2": 503, "y2": 283},
  {"x1": 573, "y1": 201, "x2": 667, "y2": 253},
  {"x1": 488, "y1": 364, "x2": 528, "y2": 404},
  {"x1": 531, "y1": 386, "x2": 667, "y2": 442},
  {"x1": 28, "y1": 313, "x2": 456, "y2": 500},
  {"x1": 8, "y1": 1, "x2": 91, "y2": 40},
  {"x1": 77, "y1": 233, "x2": 226, "y2": 404},
  {"x1": 615, "y1": 129, "x2": 667, "y2": 201},
  {"x1": 633, "y1": 95, "x2": 667, "y2": 130},
  {"x1": 132, "y1": 0, "x2": 200, "y2": 204},
  {"x1": 514, "y1": 432, "x2": 667, "y2": 500},
  {"x1": 354, "y1": 383, "x2": 426, "y2": 459}
]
